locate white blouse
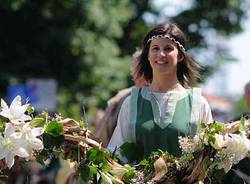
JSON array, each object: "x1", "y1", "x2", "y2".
[{"x1": 108, "y1": 89, "x2": 213, "y2": 156}]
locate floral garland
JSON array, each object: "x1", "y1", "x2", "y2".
[
  {"x1": 0, "y1": 96, "x2": 44, "y2": 168},
  {"x1": 0, "y1": 96, "x2": 250, "y2": 184}
]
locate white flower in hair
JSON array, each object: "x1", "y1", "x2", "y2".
[{"x1": 0, "y1": 96, "x2": 31, "y2": 125}]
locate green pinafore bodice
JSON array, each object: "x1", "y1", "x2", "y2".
[{"x1": 128, "y1": 87, "x2": 201, "y2": 158}]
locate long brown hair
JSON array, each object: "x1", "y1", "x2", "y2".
[{"x1": 136, "y1": 22, "x2": 200, "y2": 88}]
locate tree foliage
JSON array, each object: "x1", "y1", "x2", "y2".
[
  {"x1": 0, "y1": 0, "x2": 249, "y2": 119},
  {"x1": 0, "y1": 0, "x2": 133, "y2": 118},
  {"x1": 170, "y1": 0, "x2": 249, "y2": 80}
]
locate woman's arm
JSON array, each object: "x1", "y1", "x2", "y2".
[
  {"x1": 107, "y1": 96, "x2": 131, "y2": 153},
  {"x1": 200, "y1": 96, "x2": 213, "y2": 123}
]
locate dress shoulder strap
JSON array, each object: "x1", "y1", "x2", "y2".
[
  {"x1": 128, "y1": 87, "x2": 141, "y2": 142},
  {"x1": 190, "y1": 88, "x2": 202, "y2": 123}
]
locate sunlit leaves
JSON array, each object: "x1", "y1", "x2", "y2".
[
  {"x1": 238, "y1": 116, "x2": 246, "y2": 133},
  {"x1": 202, "y1": 121, "x2": 225, "y2": 144},
  {"x1": 45, "y1": 121, "x2": 63, "y2": 137},
  {"x1": 30, "y1": 112, "x2": 48, "y2": 128},
  {"x1": 78, "y1": 148, "x2": 112, "y2": 182}
]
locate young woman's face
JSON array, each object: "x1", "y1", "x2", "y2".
[{"x1": 148, "y1": 37, "x2": 180, "y2": 76}]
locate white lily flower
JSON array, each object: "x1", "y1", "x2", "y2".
[
  {"x1": 110, "y1": 167, "x2": 128, "y2": 179},
  {"x1": 0, "y1": 123, "x2": 29, "y2": 168},
  {"x1": 22, "y1": 123, "x2": 44, "y2": 155},
  {"x1": 211, "y1": 134, "x2": 228, "y2": 150},
  {"x1": 100, "y1": 172, "x2": 113, "y2": 184},
  {"x1": 228, "y1": 134, "x2": 250, "y2": 162},
  {"x1": 0, "y1": 96, "x2": 31, "y2": 125},
  {"x1": 215, "y1": 133, "x2": 250, "y2": 173},
  {"x1": 242, "y1": 133, "x2": 250, "y2": 151}
]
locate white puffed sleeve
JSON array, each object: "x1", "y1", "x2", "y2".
[
  {"x1": 199, "y1": 96, "x2": 213, "y2": 123},
  {"x1": 107, "y1": 95, "x2": 131, "y2": 154}
]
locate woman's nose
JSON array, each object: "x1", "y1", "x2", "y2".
[{"x1": 159, "y1": 50, "x2": 166, "y2": 57}]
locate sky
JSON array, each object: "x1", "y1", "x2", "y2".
[
  {"x1": 203, "y1": 17, "x2": 250, "y2": 97},
  {"x1": 226, "y1": 22, "x2": 250, "y2": 96},
  {"x1": 154, "y1": 0, "x2": 250, "y2": 98}
]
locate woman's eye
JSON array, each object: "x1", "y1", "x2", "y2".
[
  {"x1": 152, "y1": 47, "x2": 159, "y2": 50},
  {"x1": 165, "y1": 47, "x2": 172, "y2": 51}
]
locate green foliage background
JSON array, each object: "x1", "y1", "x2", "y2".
[{"x1": 0, "y1": 0, "x2": 249, "y2": 121}]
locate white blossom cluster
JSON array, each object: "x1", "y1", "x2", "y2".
[
  {"x1": 179, "y1": 121, "x2": 250, "y2": 173},
  {"x1": 0, "y1": 96, "x2": 44, "y2": 168},
  {"x1": 178, "y1": 134, "x2": 203, "y2": 154},
  {"x1": 213, "y1": 133, "x2": 250, "y2": 172},
  {"x1": 179, "y1": 125, "x2": 250, "y2": 173}
]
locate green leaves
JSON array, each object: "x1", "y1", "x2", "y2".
[
  {"x1": 120, "y1": 142, "x2": 143, "y2": 163},
  {"x1": 238, "y1": 116, "x2": 246, "y2": 132},
  {"x1": 211, "y1": 122, "x2": 225, "y2": 134},
  {"x1": 78, "y1": 148, "x2": 112, "y2": 182},
  {"x1": 122, "y1": 166, "x2": 135, "y2": 183},
  {"x1": 79, "y1": 164, "x2": 98, "y2": 182},
  {"x1": 26, "y1": 105, "x2": 35, "y2": 115},
  {"x1": 205, "y1": 134, "x2": 216, "y2": 144},
  {"x1": 45, "y1": 121, "x2": 63, "y2": 137},
  {"x1": 87, "y1": 148, "x2": 110, "y2": 170},
  {"x1": 30, "y1": 117, "x2": 46, "y2": 128},
  {"x1": 203, "y1": 121, "x2": 225, "y2": 144},
  {"x1": 201, "y1": 121, "x2": 225, "y2": 134},
  {"x1": 30, "y1": 113, "x2": 48, "y2": 128}
]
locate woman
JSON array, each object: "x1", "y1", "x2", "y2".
[{"x1": 108, "y1": 23, "x2": 212, "y2": 161}]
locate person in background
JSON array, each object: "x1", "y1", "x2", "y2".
[
  {"x1": 93, "y1": 50, "x2": 150, "y2": 147},
  {"x1": 224, "y1": 82, "x2": 250, "y2": 184},
  {"x1": 108, "y1": 22, "x2": 213, "y2": 162},
  {"x1": 244, "y1": 82, "x2": 250, "y2": 117},
  {"x1": 234, "y1": 82, "x2": 250, "y2": 120}
]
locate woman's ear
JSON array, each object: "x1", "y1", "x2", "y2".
[{"x1": 178, "y1": 53, "x2": 184, "y2": 62}]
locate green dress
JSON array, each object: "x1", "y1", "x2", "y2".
[{"x1": 128, "y1": 87, "x2": 202, "y2": 158}]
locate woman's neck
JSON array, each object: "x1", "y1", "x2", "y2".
[{"x1": 149, "y1": 74, "x2": 184, "y2": 93}]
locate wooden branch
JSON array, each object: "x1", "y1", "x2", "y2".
[
  {"x1": 64, "y1": 134, "x2": 106, "y2": 152},
  {"x1": 225, "y1": 119, "x2": 250, "y2": 133}
]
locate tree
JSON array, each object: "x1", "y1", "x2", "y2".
[
  {"x1": 175, "y1": 0, "x2": 249, "y2": 82},
  {"x1": 118, "y1": 0, "x2": 249, "y2": 82},
  {"x1": 0, "y1": 0, "x2": 249, "y2": 119},
  {"x1": 0, "y1": 0, "x2": 134, "y2": 119}
]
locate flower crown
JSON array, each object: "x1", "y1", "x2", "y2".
[{"x1": 147, "y1": 34, "x2": 185, "y2": 52}]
